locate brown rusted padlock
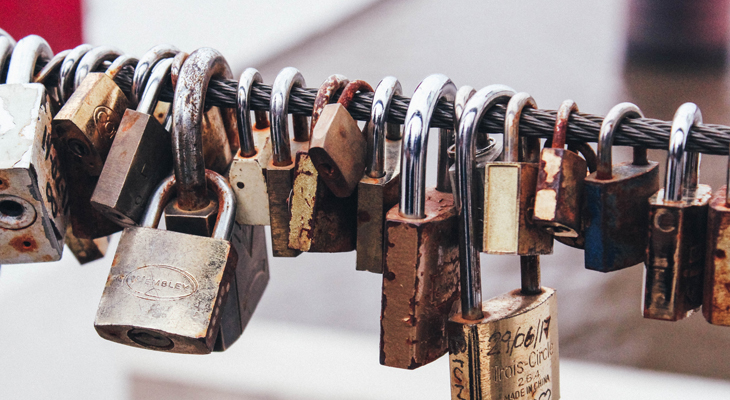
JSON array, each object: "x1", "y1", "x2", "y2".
[
  {"x1": 288, "y1": 75, "x2": 357, "y2": 252},
  {"x1": 704, "y1": 159, "x2": 730, "y2": 326},
  {"x1": 380, "y1": 74, "x2": 459, "y2": 369}
]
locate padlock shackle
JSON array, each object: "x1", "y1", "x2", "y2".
[
  {"x1": 142, "y1": 170, "x2": 236, "y2": 241},
  {"x1": 137, "y1": 57, "x2": 173, "y2": 115},
  {"x1": 520, "y1": 255, "x2": 542, "y2": 295},
  {"x1": 170, "y1": 52, "x2": 188, "y2": 90},
  {"x1": 0, "y1": 37, "x2": 14, "y2": 85},
  {"x1": 6, "y1": 35, "x2": 52, "y2": 85},
  {"x1": 132, "y1": 44, "x2": 180, "y2": 108},
  {"x1": 58, "y1": 44, "x2": 93, "y2": 103},
  {"x1": 665, "y1": 102, "x2": 703, "y2": 202},
  {"x1": 33, "y1": 49, "x2": 69, "y2": 85},
  {"x1": 367, "y1": 77, "x2": 402, "y2": 178},
  {"x1": 270, "y1": 67, "x2": 308, "y2": 166},
  {"x1": 337, "y1": 80, "x2": 373, "y2": 109},
  {"x1": 455, "y1": 84, "x2": 515, "y2": 320},
  {"x1": 596, "y1": 102, "x2": 644, "y2": 180},
  {"x1": 552, "y1": 100, "x2": 578, "y2": 149},
  {"x1": 172, "y1": 47, "x2": 234, "y2": 211},
  {"x1": 106, "y1": 54, "x2": 139, "y2": 81},
  {"x1": 455, "y1": 85, "x2": 476, "y2": 146},
  {"x1": 74, "y1": 45, "x2": 123, "y2": 90},
  {"x1": 0, "y1": 28, "x2": 16, "y2": 45},
  {"x1": 237, "y1": 68, "x2": 269, "y2": 158},
  {"x1": 311, "y1": 74, "x2": 349, "y2": 131},
  {"x1": 504, "y1": 92, "x2": 537, "y2": 163}
]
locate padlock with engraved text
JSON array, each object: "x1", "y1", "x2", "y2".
[
  {"x1": 584, "y1": 103, "x2": 660, "y2": 272},
  {"x1": 288, "y1": 75, "x2": 357, "y2": 252},
  {"x1": 94, "y1": 170, "x2": 236, "y2": 354},
  {"x1": 265, "y1": 67, "x2": 309, "y2": 257},
  {"x1": 0, "y1": 35, "x2": 69, "y2": 263},
  {"x1": 309, "y1": 79, "x2": 372, "y2": 198},
  {"x1": 483, "y1": 92, "x2": 553, "y2": 255},
  {"x1": 380, "y1": 74, "x2": 460, "y2": 369},
  {"x1": 644, "y1": 103, "x2": 711, "y2": 321},
  {"x1": 227, "y1": 68, "x2": 273, "y2": 226},
  {"x1": 703, "y1": 153, "x2": 730, "y2": 326},
  {"x1": 356, "y1": 77, "x2": 402, "y2": 273},
  {"x1": 91, "y1": 57, "x2": 175, "y2": 227}
]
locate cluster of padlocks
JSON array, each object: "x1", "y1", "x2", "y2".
[{"x1": 3, "y1": 30, "x2": 730, "y2": 399}]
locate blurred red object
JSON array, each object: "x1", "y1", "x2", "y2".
[{"x1": 0, "y1": 0, "x2": 82, "y2": 52}]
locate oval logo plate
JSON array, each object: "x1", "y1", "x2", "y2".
[{"x1": 125, "y1": 265, "x2": 199, "y2": 300}]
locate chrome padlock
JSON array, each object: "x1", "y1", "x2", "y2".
[
  {"x1": 0, "y1": 35, "x2": 69, "y2": 263},
  {"x1": 227, "y1": 68, "x2": 273, "y2": 226},
  {"x1": 380, "y1": 74, "x2": 460, "y2": 369},
  {"x1": 483, "y1": 92, "x2": 553, "y2": 255},
  {"x1": 704, "y1": 160, "x2": 730, "y2": 326},
  {"x1": 644, "y1": 103, "x2": 711, "y2": 321},
  {"x1": 356, "y1": 76, "x2": 402, "y2": 273},
  {"x1": 584, "y1": 103, "x2": 660, "y2": 272}
]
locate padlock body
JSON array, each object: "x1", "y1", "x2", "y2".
[
  {"x1": 308, "y1": 103, "x2": 367, "y2": 198},
  {"x1": 483, "y1": 162, "x2": 553, "y2": 255},
  {"x1": 704, "y1": 186, "x2": 730, "y2": 325},
  {"x1": 447, "y1": 288, "x2": 560, "y2": 400},
  {"x1": 356, "y1": 138, "x2": 401, "y2": 273},
  {"x1": 0, "y1": 83, "x2": 68, "y2": 263},
  {"x1": 64, "y1": 157, "x2": 123, "y2": 239},
  {"x1": 227, "y1": 125, "x2": 272, "y2": 226},
  {"x1": 584, "y1": 161, "x2": 660, "y2": 272},
  {"x1": 53, "y1": 73, "x2": 128, "y2": 176},
  {"x1": 381, "y1": 188, "x2": 460, "y2": 369},
  {"x1": 534, "y1": 148, "x2": 587, "y2": 238},
  {"x1": 65, "y1": 224, "x2": 108, "y2": 265},
  {"x1": 644, "y1": 185, "x2": 711, "y2": 321},
  {"x1": 91, "y1": 109, "x2": 173, "y2": 227},
  {"x1": 201, "y1": 105, "x2": 235, "y2": 174},
  {"x1": 94, "y1": 226, "x2": 235, "y2": 354}
]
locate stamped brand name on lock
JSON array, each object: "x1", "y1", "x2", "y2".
[{"x1": 111, "y1": 265, "x2": 200, "y2": 300}]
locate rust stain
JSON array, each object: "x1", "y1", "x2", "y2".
[
  {"x1": 9, "y1": 234, "x2": 38, "y2": 252},
  {"x1": 0, "y1": 172, "x2": 9, "y2": 190},
  {"x1": 716, "y1": 249, "x2": 727, "y2": 259}
]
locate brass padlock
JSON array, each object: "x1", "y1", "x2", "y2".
[
  {"x1": 483, "y1": 92, "x2": 553, "y2": 255},
  {"x1": 94, "y1": 170, "x2": 237, "y2": 354},
  {"x1": 704, "y1": 171, "x2": 730, "y2": 326},
  {"x1": 356, "y1": 76, "x2": 402, "y2": 273},
  {"x1": 266, "y1": 67, "x2": 309, "y2": 257},
  {"x1": 380, "y1": 74, "x2": 460, "y2": 369},
  {"x1": 288, "y1": 75, "x2": 357, "y2": 252},
  {"x1": 91, "y1": 57, "x2": 175, "y2": 227},
  {"x1": 533, "y1": 100, "x2": 587, "y2": 238},
  {"x1": 0, "y1": 35, "x2": 69, "y2": 263},
  {"x1": 584, "y1": 103, "x2": 660, "y2": 272},
  {"x1": 309, "y1": 80, "x2": 372, "y2": 198},
  {"x1": 644, "y1": 102, "x2": 711, "y2": 321},
  {"x1": 227, "y1": 68, "x2": 273, "y2": 226}
]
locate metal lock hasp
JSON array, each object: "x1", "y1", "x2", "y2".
[{"x1": 94, "y1": 170, "x2": 237, "y2": 354}]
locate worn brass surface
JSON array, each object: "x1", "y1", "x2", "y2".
[
  {"x1": 65, "y1": 224, "x2": 108, "y2": 264},
  {"x1": 448, "y1": 288, "x2": 559, "y2": 400},
  {"x1": 704, "y1": 186, "x2": 730, "y2": 326},
  {"x1": 227, "y1": 125, "x2": 272, "y2": 226},
  {"x1": 534, "y1": 148, "x2": 586, "y2": 238}
]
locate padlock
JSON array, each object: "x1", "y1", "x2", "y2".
[
  {"x1": 33, "y1": 48, "x2": 72, "y2": 113},
  {"x1": 483, "y1": 92, "x2": 553, "y2": 255},
  {"x1": 288, "y1": 75, "x2": 358, "y2": 252},
  {"x1": 58, "y1": 44, "x2": 93, "y2": 103},
  {"x1": 309, "y1": 79, "x2": 372, "y2": 197},
  {"x1": 130, "y1": 44, "x2": 180, "y2": 108},
  {"x1": 227, "y1": 68, "x2": 273, "y2": 226},
  {"x1": 644, "y1": 102, "x2": 712, "y2": 321},
  {"x1": 380, "y1": 74, "x2": 460, "y2": 369},
  {"x1": 64, "y1": 225, "x2": 109, "y2": 265},
  {"x1": 94, "y1": 170, "x2": 237, "y2": 354},
  {"x1": 0, "y1": 35, "x2": 69, "y2": 263},
  {"x1": 91, "y1": 57, "x2": 175, "y2": 227},
  {"x1": 583, "y1": 103, "x2": 660, "y2": 271},
  {"x1": 266, "y1": 67, "x2": 309, "y2": 257},
  {"x1": 533, "y1": 99, "x2": 587, "y2": 238},
  {"x1": 356, "y1": 76, "x2": 402, "y2": 273},
  {"x1": 704, "y1": 166, "x2": 730, "y2": 326}
]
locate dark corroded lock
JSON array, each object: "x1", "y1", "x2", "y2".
[
  {"x1": 704, "y1": 151, "x2": 730, "y2": 326},
  {"x1": 265, "y1": 67, "x2": 309, "y2": 257},
  {"x1": 288, "y1": 75, "x2": 357, "y2": 252},
  {"x1": 227, "y1": 68, "x2": 273, "y2": 226},
  {"x1": 0, "y1": 35, "x2": 69, "y2": 263},
  {"x1": 95, "y1": 170, "x2": 237, "y2": 354},
  {"x1": 645, "y1": 103, "x2": 711, "y2": 321},
  {"x1": 356, "y1": 77, "x2": 402, "y2": 273},
  {"x1": 380, "y1": 74, "x2": 460, "y2": 369},
  {"x1": 309, "y1": 80, "x2": 372, "y2": 198},
  {"x1": 92, "y1": 57, "x2": 175, "y2": 227},
  {"x1": 584, "y1": 102, "x2": 660, "y2": 272},
  {"x1": 483, "y1": 92, "x2": 553, "y2": 255},
  {"x1": 533, "y1": 100, "x2": 587, "y2": 238}
]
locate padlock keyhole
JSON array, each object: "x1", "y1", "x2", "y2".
[
  {"x1": 0, "y1": 200, "x2": 23, "y2": 218},
  {"x1": 67, "y1": 139, "x2": 90, "y2": 157}
]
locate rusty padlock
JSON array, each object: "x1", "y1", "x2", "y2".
[
  {"x1": 0, "y1": 35, "x2": 69, "y2": 263},
  {"x1": 380, "y1": 74, "x2": 460, "y2": 369},
  {"x1": 266, "y1": 67, "x2": 309, "y2": 257},
  {"x1": 91, "y1": 57, "x2": 175, "y2": 227},
  {"x1": 288, "y1": 75, "x2": 358, "y2": 252},
  {"x1": 94, "y1": 170, "x2": 237, "y2": 354},
  {"x1": 227, "y1": 68, "x2": 273, "y2": 226},
  {"x1": 356, "y1": 76, "x2": 402, "y2": 273},
  {"x1": 644, "y1": 102, "x2": 711, "y2": 321},
  {"x1": 704, "y1": 154, "x2": 730, "y2": 326}
]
